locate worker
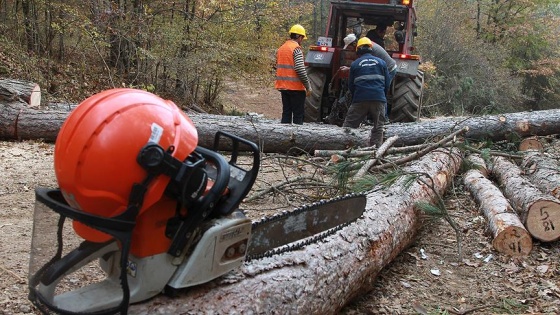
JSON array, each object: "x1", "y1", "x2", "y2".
[
  {"x1": 275, "y1": 24, "x2": 312, "y2": 125},
  {"x1": 366, "y1": 23, "x2": 387, "y2": 50},
  {"x1": 343, "y1": 33, "x2": 357, "y2": 50},
  {"x1": 343, "y1": 37, "x2": 391, "y2": 147}
]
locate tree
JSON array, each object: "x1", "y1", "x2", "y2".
[{"x1": 416, "y1": 0, "x2": 523, "y2": 117}]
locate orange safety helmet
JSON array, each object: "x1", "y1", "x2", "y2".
[{"x1": 54, "y1": 88, "x2": 199, "y2": 256}]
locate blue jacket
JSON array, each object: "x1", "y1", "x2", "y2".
[{"x1": 348, "y1": 53, "x2": 391, "y2": 104}]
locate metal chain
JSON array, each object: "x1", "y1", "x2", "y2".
[{"x1": 245, "y1": 193, "x2": 363, "y2": 262}]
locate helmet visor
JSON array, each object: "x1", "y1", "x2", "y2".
[{"x1": 28, "y1": 188, "x2": 134, "y2": 315}]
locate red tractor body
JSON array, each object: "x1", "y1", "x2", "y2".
[{"x1": 304, "y1": 0, "x2": 424, "y2": 124}]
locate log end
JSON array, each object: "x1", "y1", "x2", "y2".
[
  {"x1": 519, "y1": 137, "x2": 543, "y2": 152},
  {"x1": 526, "y1": 200, "x2": 560, "y2": 242},
  {"x1": 492, "y1": 226, "x2": 533, "y2": 256},
  {"x1": 28, "y1": 84, "x2": 41, "y2": 107}
]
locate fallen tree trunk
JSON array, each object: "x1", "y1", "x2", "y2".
[
  {"x1": 520, "y1": 151, "x2": 560, "y2": 200},
  {"x1": 127, "y1": 148, "x2": 463, "y2": 314},
  {"x1": 491, "y1": 156, "x2": 560, "y2": 242},
  {"x1": 463, "y1": 155, "x2": 532, "y2": 256},
  {"x1": 0, "y1": 102, "x2": 68, "y2": 141},
  {"x1": 3, "y1": 100, "x2": 560, "y2": 153},
  {"x1": 0, "y1": 79, "x2": 41, "y2": 107}
]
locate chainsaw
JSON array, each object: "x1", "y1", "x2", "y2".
[{"x1": 28, "y1": 131, "x2": 366, "y2": 315}]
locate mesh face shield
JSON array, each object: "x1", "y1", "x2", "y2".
[
  {"x1": 28, "y1": 188, "x2": 137, "y2": 315},
  {"x1": 28, "y1": 143, "x2": 230, "y2": 315}
]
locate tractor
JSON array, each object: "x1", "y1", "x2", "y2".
[{"x1": 304, "y1": 0, "x2": 424, "y2": 125}]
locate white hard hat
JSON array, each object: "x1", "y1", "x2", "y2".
[{"x1": 343, "y1": 34, "x2": 357, "y2": 49}]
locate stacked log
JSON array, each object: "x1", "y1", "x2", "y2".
[
  {"x1": 127, "y1": 148, "x2": 463, "y2": 314},
  {"x1": 521, "y1": 151, "x2": 560, "y2": 200},
  {"x1": 491, "y1": 156, "x2": 560, "y2": 242},
  {"x1": 0, "y1": 78, "x2": 41, "y2": 107},
  {"x1": 463, "y1": 155, "x2": 532, "y2": 256}
]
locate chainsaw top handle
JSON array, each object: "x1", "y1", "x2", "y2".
[{"x1": 211, "y1": 131, "x2": 260, "y2": 216}]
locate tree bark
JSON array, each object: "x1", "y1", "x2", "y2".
[
  {"x1": 0, "y1": 102, "x2": 68, "y2": 141},
  {"x1": 520, "y1": 151, "x2": 560, "y2": 201},
  {"x1": 490, "y1": 156, "x2": 560, "y2": 242},
  {"x1": 463, "y1": 155, "x2": 532, "y2": 256},
  {"x1": 3, "y1": 100, "x2": 560, "y2": 153},
  {"x1": 127, "y1": 148, "x2": 463, "y2": 314},
  {"x1": 0, "y1": 79, "x2": 41, "y2": 107}
]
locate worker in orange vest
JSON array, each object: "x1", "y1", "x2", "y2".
[{"x1": 275, "y1": 24, "x2": 312, "y2": 125}]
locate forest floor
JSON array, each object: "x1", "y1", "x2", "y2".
[{"x1": 0, "y1": 82, "x2": 559, "y2": 315}]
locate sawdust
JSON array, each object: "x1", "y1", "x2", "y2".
[{"x1": 0, "y1": 85, "x2": 559, "y2": 314}]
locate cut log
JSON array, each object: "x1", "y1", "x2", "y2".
[
  {"x1": 127, "y1": 148, "x2": 463, "y2": 314},
  {"x1": 0, "y1": 102, "x2": 68, "y2": 141},
  {"x1": 491, "y1": 156, "x2": 560, "y2": 242},
  {"x1": 4, "y1": 99, "x2": 560, "y2": 153},
  {"x1": 0, "y1": 79, "x2": 41, "y2": 107},
  {"x1": 465, "y1": 154, "x2": 489, "y2": 178},
  {"x1": 463, "y1": 156, "x2": 532, "y2": 256},
  {"x1": 518, "y1": 136, "x2": 544, "y2": 152},
  {"x1": 194, "y1": 110, "x2": 560, "y2": 151},
  {"x1": 520, "y1": 151, "x2": 560, "y2": 200}
]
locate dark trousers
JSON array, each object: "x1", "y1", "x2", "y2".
[
  {"x1": 280, "y1": 90, "x2": 306, "y2": 124},
  {"x1": 343, "y1": 100, "x2": 385, "y2": 147}
]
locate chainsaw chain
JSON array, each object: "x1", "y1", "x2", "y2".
[{"x1": 245, "y1": 193, "x2": 364, "y2": 262}]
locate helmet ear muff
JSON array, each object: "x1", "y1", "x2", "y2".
[{"x1": 137, "y1": 143, "x2": 208, "y2": 211}]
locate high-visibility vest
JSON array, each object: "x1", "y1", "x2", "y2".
[{"x1": 275, "y1": 40, "x2": 305, "y2": 91}]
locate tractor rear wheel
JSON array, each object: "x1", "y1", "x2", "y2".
[
  {"x1": 389, "y1": 70, "x2": 424, "y2": 123},
  {"x1": 304, "y1": 67, "x2": 327, "y2": 123}
]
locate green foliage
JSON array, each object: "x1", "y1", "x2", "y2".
[
  {"x1": 416, "y1": 0, "x2": 560, "y2": 117},
  {"x1": 223, "y1": 107, "x2": 247, "y2": 117},
  {"x1": 416, "y1": 200, "x2": 446, "y2": 218},
  {"x1": 350, "y1": 171, "x2": 403, "y2": 193},
  {"x1": 494, "y1": 298, "x2": 529, "y2": 314}
]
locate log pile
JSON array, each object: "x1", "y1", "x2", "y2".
[
  {"x1": 463, "y1": 155, "x2": 532, "y2": 256},
  {"x1": 490, "y1": 156, "x2": 560, "y2": 242}
]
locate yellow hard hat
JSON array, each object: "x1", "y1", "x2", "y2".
[
  {"x1": 356, "y1": 37, "x2": 373, "y2": 51},
  {"x1": 289, "y1": 24, "x2": 307, "y2": 39}
]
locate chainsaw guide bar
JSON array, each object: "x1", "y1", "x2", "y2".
[{"x1": 246, "y1": 193, "x2": 366, "y2": 261}]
